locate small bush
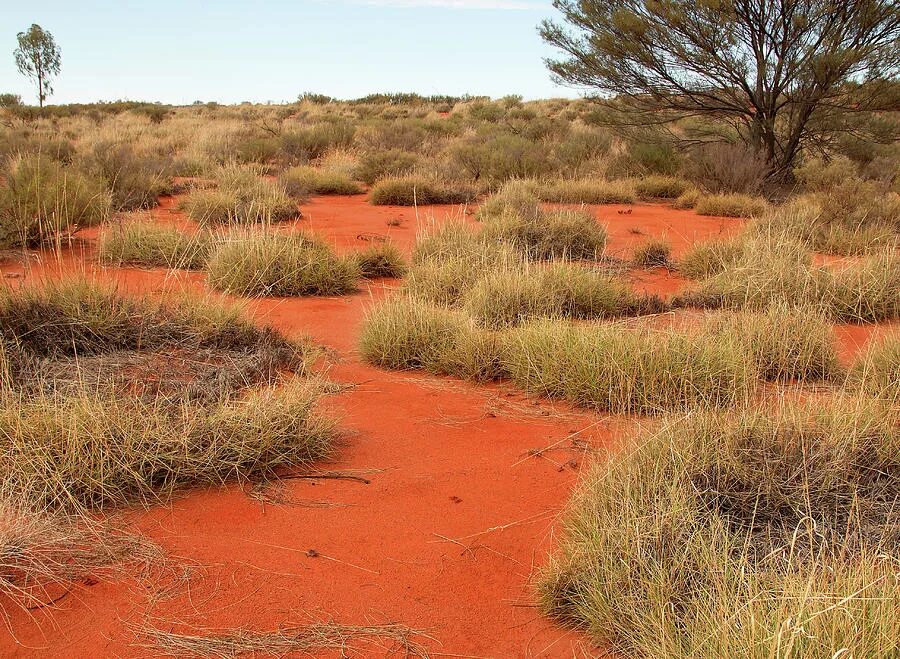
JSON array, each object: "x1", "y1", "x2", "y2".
[
  {"x1": 0, "y1": 156, "x2": 111, "y2": 247},
  {"x1": 279, "y1": 166, "x2": 363, "y2": 197},
  {"x1": 235, "y1": 136, "x2": 281, "y2": 165},
  {"x1": 352, "y1": 242, "x2": 408, "y2": 278},
  {"x1": 463, "y1": 262, "x2": 663, "y2": 329},
  {"x1": 206, "y1": 231, "x2": 360, "y2": 297},
  {"x1": 695, "y1": 193, "x2": 770, "y2": 218},
  {"x1": 634, "y1": 176, "x2": 690, "y2": 199},
  {"x1": 632, "y1": 238, "x2": 671, "y2": 267},
  {"x1": 541, "y1": 401, "x2": 899, "y2": 657},
  {"x1": 180, "y1": 165, "x2": 297, "y2": 225},
  {"x1": 79, "y1": 142, "x2": 173, "y2": 211},
  {"x1": 279, "y1": 123, "x2": 355, "y2": 164},
  {"x1": 503, "y1": 320, "x2": 754, "y2": 414},
  {"x1": 99, "y1": 222, "x2": 214, "y2": 270},
  {"x1": 849, "y1": 334, "x2": 899, "y2": 402},
  {"x1": 369, "y1": 175, "x2": 475, "y2": 206},
  {"x1": 684, "y1": 142, "x2": 769, "y2": 194},
  {"x1": 449, "y1": 133, "x2": 553, "y2": 183},
  {"x1": 538, "y1": 179, "x2": 636, "y2": 205},
  {"x1": 354, "y1": 150, "x2": 420, "y2": 185},
  {"x1": 475, "y1": 180, "x2": 542, "y2": 222}
]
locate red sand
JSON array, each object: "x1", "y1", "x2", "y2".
[{"x1": 0, "y1": 195, "x2": 893, "y2": 657}]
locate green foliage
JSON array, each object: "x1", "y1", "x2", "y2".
[
  {"x1": 14, "y1": 24, "x2": 61, "y2": 107},
  {"x1": 354, "y1": 150, "x2": 420, "y2": 185}
]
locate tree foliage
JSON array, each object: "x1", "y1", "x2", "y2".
[
  {"x1": 541, "y1": 0, "x2": 900, "y2": 178},
  {"x1": 14, "y1": 24, "x2": 61, "y2": 108}
]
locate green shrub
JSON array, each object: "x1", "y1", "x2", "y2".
[
  {"x1": 354, "y1": 150, "x2": 420, "y2": 185},
  {"x1": 628, "y1": 141, "x2": 679, "y2": 175},
  {"x1": 0, "y1": 155, "x2": 111, "y2": 247},
  {"x1": 206, "y1": 231, "x2": 359, "y2": 297},
  {"x1": 695, "y1": 193, "x2": 770, "y2": 218},
  {"x1": 541, "y1": 401, "x2": 899, "y2": 658},
  {"x1": 369, "y1": 175, "x2": 475, "y2": 206},
  {"x1": 99, "y1": 222, "x2": 214, "y2": 270},
  {"x1": 234, "y1": 136, "x2": 281, "y2": 165},
  {"x1": 279, "y1": 122, "x2": 355, "y2": 163}
]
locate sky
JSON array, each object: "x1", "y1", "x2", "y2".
[{"x1": 0, "y1": 0, "x2": 576, "y2": 106}]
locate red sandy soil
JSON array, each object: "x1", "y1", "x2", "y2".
[{"x1": 0, "y1": 195, "x2": 893, "y2": 658}]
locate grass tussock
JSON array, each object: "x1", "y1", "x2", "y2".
[
  {"x1": 278, "y1": 166, "x2": 363, "y2": 198},
  {"x1": 0, "y1": 155, "x2": 111, "y2": 247},
  {"x1": 462, "y1": 262, "x2": 664, "y2": 329},
  {"x1": 694, "y1": 193, "x2": 770, "y2": 218},
  {"x1": 482, "y1": 207, "x2": 607, "y2": 261},
  {"x1": 631, "y1": 238, "x2": 671, "y2": 267},
  {"x1": 206, "y1": 231, "x2": 360, "y2": 297},
  {"x1": 677, "y1": 235, "x2": 744, "y2": 279},
  {"x1": 634, "y1": 176, "x2": 691, "y2": 199},
  {"x1": 541, "y1": 400, "x2": 900, "y2": 658},
  {"x1": 352, "y1": 242, "x2": 408, "y2": 279},
  {"x1": 179, "y1": 165, "x2": 297, "y2": 225},
  {"x1": 99, "y1": 221, "x2": 215, "y2": 270},
  {"x1": 849, "y1": 334, "x2": 899, "y2": 402},
  {"x1": 369, "y1": 175, "x2": 475, "y2": 206},
  {"x1": 537, "y1": 178, "x2": 636, "y2": 205},
  {"x1": 672, "y1": 187, "x2": 702, "y2": 209}
]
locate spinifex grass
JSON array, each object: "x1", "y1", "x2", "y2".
[{"x1": 99, "y1": 221, "x2": 215, "y2": 270}]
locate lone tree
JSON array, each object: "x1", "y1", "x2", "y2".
[
  {"x1": 14, "y1": 24, "x2": 61, "y2": 108},
  {"x1": 541, "y1": 0, "x2": 900, "y2": 179}
]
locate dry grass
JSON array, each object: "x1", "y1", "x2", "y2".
[
  {"x1": 848, "y1": 334, "x2": 899, "y2": 402},
  {"x1": 633, "y1": 176, "x2": 690, "y2": 199},
  {"x1": 369, "y1": 175, "x2": 475, "y2": 206},
  {"x1": 99, "y1": 221, "x2": 215, "y2": 270},
  {"x1": 677, "y1": 235, "x2": 744, "y2": 279},
  {"x1": 351, "y1": 242, "x2": 408, "y2": 279},
  {"x1": 206, "y1": 231, "x2": 360, "y2": 297},
  {"x1": 481, "y1": 207, "x2": 608, "y2": 261},
  {"x1": 541, "y1": 399, "x2": 899, "y2": 658},
  {"x1": 179, "y1": 165, "x2": 297, "y2": 225},
  {"x1": 278, "y1": 166, "x2": 363, "y2": 197},
  {"x1": 631, "y1": 238, "x2": 671, "y2": 267},
  {"x1": 537, "y1": 178, "x2": 636, "y2": 205}
]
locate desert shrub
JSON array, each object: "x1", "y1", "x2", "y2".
[
  {"x1": 278, "y1": 166, "x2": 362, "y2": 197},
  {"x1": 849, "y1": 334, "x2": 899, "y2": 402},
  {"x1": 634, "y1": 176, "x2": 691, "y2": 199},
  {"x1": 503, "y1": 320, "x2": 753, "y2": 414},
  {"x1": 0, "y1": 155, "x2": 111, "y2": 247},
  {"x1": 359, "y1": 297, "x2": 470, "y2": 373},
  {"x1": 0, "y1": 381, "x2": 332, "y2": 510},
  {"x1": 678, "y1": 236, "x2": 744, "y2": 279},
  {"x1": 352, "y1": 242, "x2": 408, "y2": 278},
  {"x1": 628, "y1": 141, "x2": 678, "y2": 175},
  {"x1": 713, "y1": 304, "x2": 841, "y2": 381},
  {"x1": 279, "y1": 122, "x2": 355, "y2": 163},
  {"x1": 354, "y1": 150, "x2": 420, "y2": 185},
  {"x1": 482, "y1": 207, "x2": 608, "y2": 261},
  {"x1": 541, "y1": 401, "x2": 899, "y2": 658},
  {"x1": 553, "y1": 128, "x2": 612, "y2": 176},
  {"x1": 672, "y1": 187, "x2": 702, "y2": 209},
  {"x1": 99, "y1": 222, "x2": 214, "y2": 270},
  {"x1": 462, "y1": 262, "x2": 664, "y2": 329},
  {"x1": 206, "y1": 231, "x2": 360, "y2": 297},
  {"x1": 537, "y1": 179, "x2": 636, "y2": 205},
  {"x1": 694, "y1": 193, "x2": 769, "y2": 218},
  {"x1": 180, "y1": 165, "x2": 297, "y2": 225},
  {"x1": 449, "y1": 133, "x2": 552, "y2": 183},
  {"x1": 369, "y1": 175, "x2": 475, "y2": 206},
  {"x1": 684, "y1": 142, "x2": 769, "y2": 194},
  {"x1": 631, "y1": 238, "x2": 671, "y2": 267},
  {"x1": 794, "y1": 156, "x2": 859, "y2": 191},
  {"x1": 234, "y1": 136, "x2": 281, "y2": 166},
  {"x1": 474, "y1": 179, "x2": 542, "y2": 222},
  {"x1": 79, "y1": 142, "x2": 174, "y2": 211},
  {"x1": 0, "y1": 129, "x2": 75, "y2": 163}
]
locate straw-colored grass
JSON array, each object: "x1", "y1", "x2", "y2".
[
  {"x1": 537, "y1": 179, "x2": 636, "y2": 205},
  {"x1": 369, "y1": 175, "x2": 475, "y2": 206},
  {"x1": 351, "y1": 242, "x2": 408, "y2": 279},
  {"x1": 541, "y1": 400, "x2": 899, "y2": 658},
  {"x1": 279, "y1": 166, "x2": 363, "y2": 198},
  {"x1": 99, "y1": 221, "x2": 214, "y2": 270},
  {"x1": 482, "y1": 207, "x2": 607, "y2": 261},
  {"x1": 634, "y1": 176, "x2": 690, "y2": 199},
  {"x1": 848, "y1": 334, "x2": 899, "y2": 402},
  {"x1": 206, "y1": 231, "x2": 360, "y2": 297},
  {"x1": 677, "y1": 235, "x2": 744, "y2": 279},
  {"x1": 631, "y1": 238, "x2": 671, "y2": 267},
  {"x1": 179, "y1": 165, "x2": 297, "y2": 225}
]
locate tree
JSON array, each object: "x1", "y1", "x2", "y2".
[
  {"x1": 14, "y1": 24, "x2": 61, "y2": 108},
  {"x1": 541, "y1": 0, "x2": 900, "y2": 179}
]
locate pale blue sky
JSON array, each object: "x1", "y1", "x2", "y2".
[{"x1": 1, "y1": 0, "x2": 574, "y2": 105}]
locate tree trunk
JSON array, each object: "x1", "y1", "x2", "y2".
[{"x1": 38, "y1": 75, "x2": 43, "y2": 108}]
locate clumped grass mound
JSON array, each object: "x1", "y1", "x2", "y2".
[
  {"x1": 672, "y1": 187, "x2": 702, "y2": 209},
  {"x1": 849, "y1": 334, "x2": 899, "y2": 402},
  {"x1": 79, "y1": 142, "x2": 173, "y2": 211},
  {"x1": 369, "y1": 175, "x2": 475, "y2": 206},
  {"x1": 503, "y1": 321, "x2": 753, "y2": 414},
  {"x1": 677, "y1": 235, "x2": 744, "y2": 279},
  {"x1": 99, "y1": 222, "x2": 214, "y2": 270},
  {"x1": 541, "y1": 401, "x2": 899, "y2": 658},
  {"x1": 631, "y1": 238, "x2": 671, "y2": 267},
  {"x1": 352, "y1": 242, "x2": 408, "y2": 279},
  {"x1": 481, "y1": 206, "x2": 608, "y2": 261},
  {"x1": 474, "y1": 179, "x2": 542, "y2": 222},
  {"x1": 695, "y1": 193, "x2": 769, "y2": 218},
  {"x1": 180, "y1": 165, "x2": 297, "y2": 225},
  {"x1": 462, "y1": 262, "x2": 664, "y2": 329},
  {"x1": 537, "y1": 179, "x2": 636, "y2": 205},
  {"x1": 0, "y1": 155, "x2": 111, "y2": 247},
  {"x1": 354, "y1": 149, "x2": 420, "y2": 185},
  {"x1": 1, "y1": 381, "x2": 332, "y2": 510},
  {"x1": 206, "y1": 231, "x2": 360, "y2": 297},
  {"x1": 634, "y1": 176, "x2": 690, "y2": 199},
  {"x1": 279, "y1": 166, "x2": 363, "y2": 198}
]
